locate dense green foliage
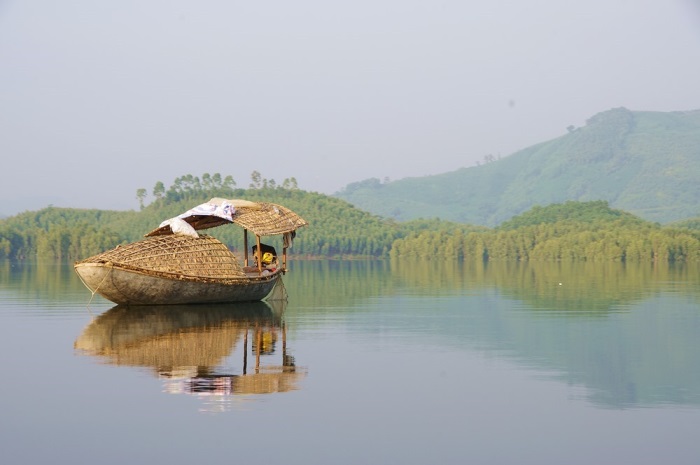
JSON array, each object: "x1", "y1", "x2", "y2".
[
  {"x1": 337, "y1": 108, "x2": 700, "y2": 225},
  {"x1": 390, "y1": 201, "x2": 700, "y2": 262},
  {"x1": 0, "y1": 208, "x2": 131, "y2": 260},
  {"x1": 0, "y1": 172, "x2": 413, "y2": 260},
  {"x1": 669, "y1": 217, "x2": 700, "y2": 230},
  {"x1": 2, "y1": 174, "x2": 699, "y2": 263},
  {"x1": 497, "y1": 200, "x2": 646, "y2": 230}
]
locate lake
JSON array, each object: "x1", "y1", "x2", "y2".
[{"x1": 1, "y1": 259, "x2": 699, "y2": 464}]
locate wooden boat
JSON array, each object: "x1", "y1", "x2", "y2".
[{"x1": 74, "y1": 198, "x2": 308, "y2": 305}]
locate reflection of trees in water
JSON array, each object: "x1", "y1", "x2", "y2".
[
  {"x1": 390, "y1": 259, "x2": 700, "y2": 313},
  {"x1": 0, "y1": 259, "x2": 89, "y2": 301},
  {"x1": 75, "y1": 302, "x2": 305, "y2": 411},
  {"x1": 285, "y1": 259, "x2": 395, "y2": 306},
  {"x1": 386, "y1": 259, "x2": 700, "y2": 409},
  {"x1": 7, "y1": 259, "x2": 700, "y2": 409},
  {"x1": 7, "y1": 259, "x2": 697, "y2": 313},
  {"x1": 283, "y1": 260, "x2": 700, "y2": 409}
]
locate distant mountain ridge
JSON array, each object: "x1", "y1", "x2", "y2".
[{"x1": 335, "y1": 108, "x2": 700, "y2": 226}]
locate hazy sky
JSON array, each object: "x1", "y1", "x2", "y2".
[{"x1": 2, "y1": 0, "x2": 700, "y2": 215}]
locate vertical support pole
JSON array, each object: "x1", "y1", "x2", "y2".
[
  {"x1": 243, "y1": 229, "x2": 249, "y2": 267},
  {"x1": 255, "y1": 235, "x2": 263, "y2": 273}
]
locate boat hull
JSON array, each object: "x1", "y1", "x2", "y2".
[{"x1": 74, "y1": 262, "x2": 279, "y2": 305}]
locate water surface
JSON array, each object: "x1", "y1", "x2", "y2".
[{"x1": 1, "y1": 259, "x2": 698, "y2": 464}]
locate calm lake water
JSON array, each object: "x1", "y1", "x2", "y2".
[{"x1": 1, "y1": 259, "x2": 699, "y2": 465}]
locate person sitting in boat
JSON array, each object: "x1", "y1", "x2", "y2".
[{"x1": 252, "y1": 243, "x2": 277, "y2": 269}]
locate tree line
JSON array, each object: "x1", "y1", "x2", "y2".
[
  {"x1": 390, "y1": 201, "x2": 700, "y2": 262},
  {"x1": 135, "y1": 171, "x2": 299, "y2": 209},
  {"x1": 0, "y1": 172, "x2": 405, "y2": 260},
  {"x1": 1, "y1": 175, "x2": 699, "y2": 262}
]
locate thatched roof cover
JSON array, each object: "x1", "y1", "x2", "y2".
[
  {"x1": 77, "y1": 235, "x2": 247, "y2": 279},
  {"x1": 146, "y1": 198, "x2": 308, "y2": 237}
]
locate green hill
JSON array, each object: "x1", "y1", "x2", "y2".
[
  {"x1": 0, "y1": 178, "x2": 420, "y2": 260},
  {"x1": 390, "y1": 200, "x2": 700, "y2": 262},
  {"x1": 496, "y1": 200, "x2": 646, "y2": 231},
  {"x1": 2, "y1": 181, "x2": 698, "y2": 262},
  {"x1": 336, "y1": 108, "x2": 700, "y2": 226}
]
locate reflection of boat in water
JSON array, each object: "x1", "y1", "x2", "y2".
[
  {"x1": 74, "y1": 301, "x2": 304, "y2": 401},
  {"x1": 74, "y1": 198, "x2": 308, "y2": 304}
]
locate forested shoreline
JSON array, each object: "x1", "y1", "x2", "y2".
[
  {"x1": 391, "y1": 201, "x2": 700, "y2": 262},
  {"x1": 1, "y1": 174, "x2": 699, "y2": 262}
]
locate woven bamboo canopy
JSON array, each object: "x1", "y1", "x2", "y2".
[
  {"x1": 77, "y1": 234, "x2": 248, "y2": 280},
  {"x1": 145, "y1": 198, "x2": 308, "y2": 238}
]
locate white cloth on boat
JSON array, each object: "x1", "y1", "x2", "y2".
[
  {"x1": 177, "y1": 200, "x2": 235, "y2": 222},
  {"x1": 158, "y1": 200, "x2": 234, "y2": 237},
  {"x1": 159, "y1": 217, "x2": 199, "y2": 238}
]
